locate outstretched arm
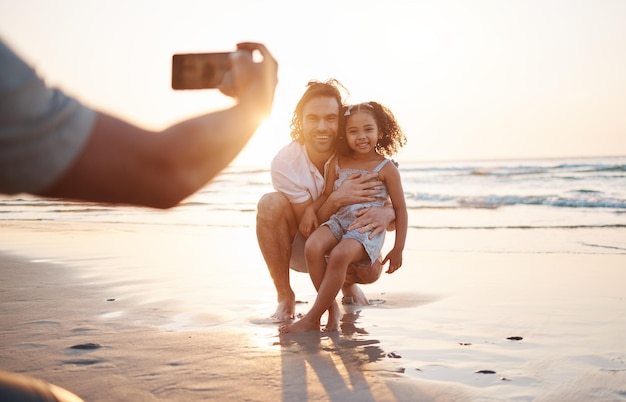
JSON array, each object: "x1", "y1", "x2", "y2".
[{"x1": 41, "y1": 43, "x2": 278, "y2": 208}]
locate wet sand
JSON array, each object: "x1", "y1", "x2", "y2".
[{"x1": 1, "y1": 222, "x2": 626, "y2": 401}]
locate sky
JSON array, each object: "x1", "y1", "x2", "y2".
[{"x1": 1, "y1": 0, "x2": 625, "y2": 166}]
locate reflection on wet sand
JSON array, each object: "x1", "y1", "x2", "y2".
[{"x1": 278, "y1": 310, "x2": 404, "y2": 401}]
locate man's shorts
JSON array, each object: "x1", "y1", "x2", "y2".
[{"x1": 289, "y1": 232, "x2": 308, "y2": 273}]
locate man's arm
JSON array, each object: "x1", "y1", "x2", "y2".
[
  {"x1": 41, "y1": 43, "x2": 277, "y2": 208},
  {"x1": 316, "y1": 172, "x2": 382, "y2": 222},
  {"x1": 290, "y1": 199, "x2": 314, "y2": 229},
  {"x1": 315, "y1": 170, "x2": 395, "y2": 239}
]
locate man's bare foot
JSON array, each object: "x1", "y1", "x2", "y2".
[
  {"x1": 279, "y1": 316, "x2": 320, "y2": 334},
  {"x1": 341, "y1": 283, "x2": 369, "y2": 305},
  {"x1": 324, "y1": 301, "x2": 341, "y2": 332},
  {"x1": 271, "y1": 299, "x2": 295, "y2": 322}
]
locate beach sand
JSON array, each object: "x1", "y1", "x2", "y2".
[{"x1": 1, "y1": 221, "x2": 626, "y2": 401}]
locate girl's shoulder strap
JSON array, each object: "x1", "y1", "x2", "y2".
[{"x1": 373, "y1": 158, "x2": 391, "y2": 173}]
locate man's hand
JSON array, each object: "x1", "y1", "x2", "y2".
[
  {"x1": 317, "y1": 172, "x2": 385, "y2": 224},
  {"x1": 331, "y1": 172, "x2": 382, "y2": 205},
  {"x1": 340, "y1": 172, "x2": 383, "y2": 202},
  {"x1": 219, "y1": 42, "x2": 278, "y2": 119},
  {"x1": 348, "y1": 205, "x2": 396, "y2": 239}
]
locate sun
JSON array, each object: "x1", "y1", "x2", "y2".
[
  {"x1": 231, "y1": 112, "x2": 287, "y2": 168},
  {"x1": 231, "y1": 83, "x2": 306, "y2": 168}
]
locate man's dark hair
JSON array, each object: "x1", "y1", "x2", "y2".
[{"x1": 289, "y1": 79, "x2": 348, "y2": 143}]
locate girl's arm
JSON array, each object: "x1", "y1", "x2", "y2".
[
  {"x1": 298, "y1": 157, "x2": 336, "y2": 237},
  {"x1": 380, "y1": 163, "x2": 408, "y2": 274}
]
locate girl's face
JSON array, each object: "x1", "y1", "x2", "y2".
[{"x1": 344, "y1": 111, "x2": 381, "y2": 155}]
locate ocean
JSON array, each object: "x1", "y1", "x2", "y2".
[{"x1": 1, "y1": 155, "x2": 625, "y2": 253}]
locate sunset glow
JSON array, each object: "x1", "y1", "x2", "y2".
[{"x1": 1, "y1": 0, "x2": 624, "y2": 166}]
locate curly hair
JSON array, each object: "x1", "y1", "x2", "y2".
[
  {"x1": 337, "y1": 101, "x2": 407, "y2": 158},
  {"x1": 289, "y1": 79, "x2": 348, "y2": 143}
]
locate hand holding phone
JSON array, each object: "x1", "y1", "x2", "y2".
[
  {"x1": 171, "y1": 43, "x2": 277, "y2": 121},
  {"x1": 171, "y1": 52, "x2": 231, "y2": 90}
]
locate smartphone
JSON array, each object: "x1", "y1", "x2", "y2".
[{"x1": 171, "y1": 52, "x2": 231, "y2": 90}]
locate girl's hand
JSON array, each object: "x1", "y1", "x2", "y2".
[
  {"x1": 299, "y1": 208, "x2": 319, "y2": 238},
  {"x1": 382, "y1": 248, "x2": 403, "y2": 274}
]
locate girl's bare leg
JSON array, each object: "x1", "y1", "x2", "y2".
[
  {"x1": 280, "y1": 239, "x2": 366, "y2": 334},
  {"x1": 279, "y1": 227, "x2": 337, "y2": 333},
  {"x1": 305, "y1": 227, "x2": 337, "y2": 296}
]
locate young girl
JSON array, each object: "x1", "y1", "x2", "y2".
[{"x1": 280, "y1": 101, "x2": 408, "y2": 333}]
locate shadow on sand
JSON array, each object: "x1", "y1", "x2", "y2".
[{"x1": 278, "y1": 309, "x2": 404, "y2": 401}]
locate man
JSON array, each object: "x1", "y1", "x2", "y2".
[
  {"x1": 0, "y1": 40, "x2": 278, "y2": 207},
  {"x1": 256, "y1": 79, "x2": 395, "y2": 322},
  {"x1": 0, "y1": 39, "x2": 277, "y2": 402}
]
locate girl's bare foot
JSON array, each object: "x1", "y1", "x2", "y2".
[{"x1": 279, "y1": 316, "x2": 319, "y2": 334}]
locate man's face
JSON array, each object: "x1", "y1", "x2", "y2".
[{"x1": 301, "y1": 96, "x2": 340, "y2": 156}]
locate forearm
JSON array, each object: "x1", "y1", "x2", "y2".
[
  {"x1": 393, "y1": 209, "x2": 408, "y2": 251},
  {"x1": 43, "y1": 104, "x2": 263, "y2": 208},
  {"x1": 316, "y1": 191, "x2": 346, "y2": 223},
  {"x1": 161, "y1": 101, "x2": 265, "y2": 195}
]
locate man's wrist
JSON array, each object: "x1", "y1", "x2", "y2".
[{"x1": 326, "y1": 191, "x2": 343, "y2": 209}]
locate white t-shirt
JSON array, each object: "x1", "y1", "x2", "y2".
[
  {"x1": 0, "y1": 40, "x2": 96, "y2": 194},
  {"x1": 270, "y1": 141, "x2": 331, "y2": 204}
]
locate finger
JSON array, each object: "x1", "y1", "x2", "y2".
[
  {"x1": 348, "y1": 222, "x2": 365, "y2": 232},
  {"x1": 235, "y1": 42, "x2": 265, "y2": 60},
  {"x1": 348, "y1": 217, "x2": 368, "y2": 232},
  {"x1": 357, "y1": 172, "x2": 377, "y2": 182},
  {"x1": 351, "y1": 173, "x2": 368, "y2": 184},
  {"x1": 361, "y1": 223, "x2": 376, "y2": 235},
  {"x1": 369, "y1": 226, "x2": 383, "y2": 240},
  {"x1": 236, "y1": 42, "x2": 264, "y2": 50},
  {"x1": 354, "y1": 207, "x2": 370, "y2": 218},
  {"x1": 237, "y1": 42, "x2": 277, "y2": 66}
]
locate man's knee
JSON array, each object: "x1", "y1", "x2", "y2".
[
  {"x1": 347, "y1": 259, "x2": 383, "y2": 285},
  {"x1": 257, "y1": 192, "x2": 289, "y2": 223}
]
